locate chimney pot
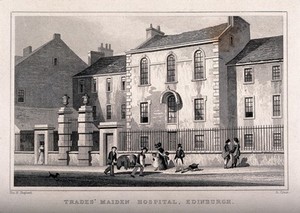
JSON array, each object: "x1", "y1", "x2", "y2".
[
  {"x1": 109, "y1": 44, "x2": 111, "y2": 50},
  {"x1": 105, "y1": 43, "x2": 108, "y2": 49},
  {"x1": 157, "y1": 25, "x2": 160, "y2": 31},
  {"x1": 150, "y1": 23, "x2": 153, "y2": 28}
]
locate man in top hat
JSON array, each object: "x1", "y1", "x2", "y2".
[
  {"x1": 174, "y1": 143, "x2": 185, "y2": 173},
  {"x1": 131, "y1": 147, "x2": 148, "y2": 178},
  {"x1": 104, "y1": 146, "x2": 117, "y2": 176}
]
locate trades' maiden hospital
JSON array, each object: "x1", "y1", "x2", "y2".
[{"x1": 15, "y1": 16, "x2": 284, "y2": 166}]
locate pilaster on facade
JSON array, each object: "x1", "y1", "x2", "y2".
[
  {"x1": 212, "y1": 45, "x2": 220, "y2": 128},
  {"x1": 125, "y1": 54, "x2": 133, "y2": 130},
  {"x1": 212, "y1": 42, "x2": 219, "y2": 54}
]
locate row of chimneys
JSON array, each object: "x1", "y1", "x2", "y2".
[
  {"x1": 19, "y1": 17, "x2": 235, "y2": 64},
  {"x1": 88, "y1": 43, "x2": 114, "y2": 65}
]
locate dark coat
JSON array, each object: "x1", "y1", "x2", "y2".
[
  {"x1": 174, "y1": 149, "x2": 185, "y2": 163},
  {"x1": 107, "y1": 151, "x2": 117, "y2": 165},
  {"x1": 231, "y1": 143, "x2": 241, "y2": 158},
  {"x1": 222, "y1": 144, "x2": 231, "y2": 159},
  {"x1": 157, "y1": 147, "x2": 168, "y2": 170}
]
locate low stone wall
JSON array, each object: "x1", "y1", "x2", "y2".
[
  {"x1": 14, "y1": 152, "x2": 34, "y2": 165},
  {"x1": 14, "y1": 152, "x2": 284, "y2": 166},
  {"x1": 90, "y1": 152, "x2": 100, "y2": 166},
  {"x1": 167, "y1": 152, "x2": 284, "y2": 167},
  {"x1": 48, "y1": 152, "x2": 60, "y2": 165},
  {"x1": 118, "y1": 151, "x2": 284, "y2": 167}
]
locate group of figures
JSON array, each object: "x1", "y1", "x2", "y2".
[
  {"x1": 222, "y1": 138, "x2": 241, "y2": 169},
  {"x1": 103, "y1": 142, "x2": 186, "y2": 177},
  {"x1": 103, "y1": 138, "x2": 241, "y2": 177}
]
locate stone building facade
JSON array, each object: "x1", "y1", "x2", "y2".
[
  {"x1": 227, "y1": 36, "x2": 283, "y2": 127},
  {"x1": 125, "y1": 17, "x2": 250, "y2": 131},
  {"x1": 15, "y1": 17, "x2": 284, "y2": 167},
  {"x1": 15, "y1": 33, "x2": 87, "y2": 132}
]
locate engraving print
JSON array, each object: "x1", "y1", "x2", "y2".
[{"x1": 13, "y1": 15, "x2": 285, "y2": 187}]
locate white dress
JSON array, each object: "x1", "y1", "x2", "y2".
[{"x1": 37, "y1": 146, "x2": 44, "y2": 164}]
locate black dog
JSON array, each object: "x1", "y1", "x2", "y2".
[
  {"x1": 116, "y1": 154, "x2": 137, "y2": 170},
  {"x1": 181, "y1": 163, "x2": 202, "y2": 173},
  {"x1": 48, "y1": 172, "x2": 60, "y2": 180}
]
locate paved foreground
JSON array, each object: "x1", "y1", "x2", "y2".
[{"x1": 14, "y1": 165, "x2": 284, "y2": 187}]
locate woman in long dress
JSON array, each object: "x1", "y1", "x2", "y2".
[
  {"x1": 37, "y1": 144, "x2": 44, "y2": 165},
  {"x1": 155, "y1": 142, "x2": 168, "y2": 170}
]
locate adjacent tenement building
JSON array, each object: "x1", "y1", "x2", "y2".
[{"x1": 15, "y1": 34, "x2": 87, "y2": 152}]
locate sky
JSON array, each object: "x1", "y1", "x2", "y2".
[{"x1": 14, "y1": 15, "x2": 283, "y2": 63}]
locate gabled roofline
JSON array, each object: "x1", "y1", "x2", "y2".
[
  {"x1": 133, "y1": 34, "x2": 164, "y2": 50},
  {"x1": 15, "y1": 40, "x2": 53, "y2": 66},
  {"x1": 73, "y1": 71, "x2": 126, "y2": 79},
  {"x1": 15, "y1": 36, "x2": 87, "y2": 67},
  {"x1": 227, "y1": 58, "x2": 283, "y2": 67},
  {"x1": 217, "y1": 25, "x2": 231, "y2": 39},
  {"x1": 126, "y1": 38, "x2": 219, "y2": 54}
]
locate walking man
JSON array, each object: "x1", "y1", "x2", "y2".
[
  {"x1": 104, "y1": 146, "x2": 117, "y2": 176},
  {"x1": 222, "y1": 139, "x2": 231, "y2": 169},
  {"x1": 174, "y1": 143, "x2": 185, "y2": 173},
  {"x1": 131, "y1": 147, "x2": 148, "y2": 178}
]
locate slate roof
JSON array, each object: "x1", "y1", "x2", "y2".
[
  {"x1": 15, "y1": 40, "x2": 53, "y2": 65},
  {"x1": 15, "y1": 35, "x2": 87, "y2": 67},
  {"x1": 74, "y1": 55, "x2": 126, "y2": 77},
  {"x1": 136, "y1": 23, "x2": 229, "y2": 49},
  {"x1": 227, "y1": 35, "x2": 283, "y2": 65}
]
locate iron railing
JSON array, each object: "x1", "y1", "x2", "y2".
[{"x1": 118, "y1": 125, "x2": 284, "y2": 152}]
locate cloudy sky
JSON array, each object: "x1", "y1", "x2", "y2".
[{"x1": 15, "y1": 15, "x2": 283, "y2": 63}]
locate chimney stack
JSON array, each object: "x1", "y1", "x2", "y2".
[
  {"x1": 88, "y1": 51, "x2": 105, "y2": 65},
  {"x1": 146, "y1": 23, "x2": 164, "y2": 39},
  {"x1": 23, "y1": 46, "x2": 32, "y2": 57},
  {"x1": 97, "y1": 43, "x2": 113, "y2": 57},
  {"x1": 228, "y1": 16, "x2": 234, "y2": 27},
  {"x1": 53, "y1": 33, "x2": 61, "y2": 39}
]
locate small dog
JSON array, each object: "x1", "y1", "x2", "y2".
[
  {"x1": 48, "y1": 172, "x2": 60, "y2": 180},
  {"x1": 181, "y1": 163, "x2": 202, "y2": 173}
]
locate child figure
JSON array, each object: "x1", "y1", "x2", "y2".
[
  {"x1": 174, "y1": 143, "x2": 185, "y2": 173},
  {"x1": 152, "y1": 153, "x2": 159, "y2": 171}
]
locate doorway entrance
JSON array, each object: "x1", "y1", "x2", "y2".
[{"x1": 105, "y1": 133, "x2": 114, "y2": 165}]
